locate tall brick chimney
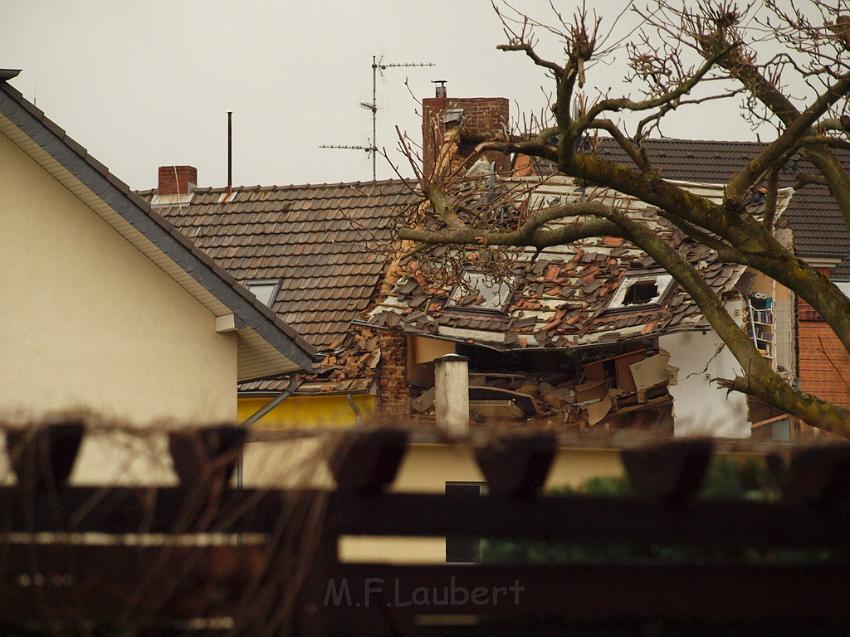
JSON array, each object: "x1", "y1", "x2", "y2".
[
  {"x1": 421, "y1": 83, "x2": 510, "y2": 180},
  {"x1": 157, "y1": 165, "x2": 197, "y2": 195}
]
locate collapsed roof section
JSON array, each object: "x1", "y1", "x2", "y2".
[{"x1": 361, "y1": 176, "x2": 793, "y2": 351}]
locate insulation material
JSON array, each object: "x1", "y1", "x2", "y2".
[
  {"x1": 630, "y1": 353, "x2": 671, "y2": 393},
  {"x1": 575, "y1": 379, "x2": 608, "y2": 403},
  {"x1": 586, "y1": 393, "x2": 614, "y2": 426}
]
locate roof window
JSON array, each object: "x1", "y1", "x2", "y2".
[
  {"x1": 608, "y1": 273, "x2": 673, "y2": 310},
  {"x1": 246, "y1": 280, "x2": 281, "y2": 307},
  {"x1": 447, "y1": 271, "x2": 513, "y2": 312}
]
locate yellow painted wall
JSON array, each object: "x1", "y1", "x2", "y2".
[
  {"x1": 0, "y1": 131, "x2": 238, "y2": 482},
  {"x1": 238, "y1": 394, "x2": 376, "y2": 428}
]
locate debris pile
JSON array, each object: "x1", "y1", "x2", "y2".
[
  {"x1": 411, "y1": 346, "x2": 673, "y2": 430},
  {"x1": 240, "y1": 328, "x2": 381, "y2": 396}
]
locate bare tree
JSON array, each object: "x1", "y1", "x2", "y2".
[{"x1": 393, "y1": 1, "x2": 850, "y2": 433}]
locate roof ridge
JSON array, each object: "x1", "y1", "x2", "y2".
[{"x1": 155, "y1": 178, "x2": 411, "y2": 196}]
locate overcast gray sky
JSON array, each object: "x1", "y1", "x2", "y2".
[{"x1": 3, "y1": 1, "x2": 783, "y2": 190}]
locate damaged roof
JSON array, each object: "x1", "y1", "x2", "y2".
[
  {"x1": 362, "y1": 177, "x2": 792, "y2": 351},
  {"x1": 0, "y1": 71, "x2": 315, "y2": 379},
  {"x1": 137, "y1": 180, "x2": 418, "y2": 350}
]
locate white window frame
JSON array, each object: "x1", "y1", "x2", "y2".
[
  {"x1": 607, "y1": 273, "x2": 674, "y2": 310},
  {"x1": 245, "y1": 279, "x2": 281, "y2": 307}
]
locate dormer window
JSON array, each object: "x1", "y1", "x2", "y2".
[
  {"x1": 246, "y1": 279, "x2": 281, "y2": 307},
  {"x1": 608, "y1": 273, "x2": 673, "y2": 310},
  {"x1": 623, "y1": 281, "x2": 658, "y2": 305},
  {"x1": 447, "y1": 271, "x2": 512, "y2": 312}
]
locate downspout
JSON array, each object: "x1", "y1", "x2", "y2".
[
  {"x1": 236, "y1": 374, "x2": 300, "y2": 490},
  {"x1": 241, "y1": 374, "x2": 300, "y2": 427},
  {"x1": 346, "y1": 393, "x2": 363, "y2": 426}
]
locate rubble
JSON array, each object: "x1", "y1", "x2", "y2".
[{"x1": 407, "y1": 344, "x2": 674, "y2": 431}]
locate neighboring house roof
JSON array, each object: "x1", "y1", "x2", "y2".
[
  {"x1": 137, "y1": 181, "x2": 418, "y2": 350},
  {"x1": 569, "y1": 138, "x2": 849, "y2": 262},
  {"x1": 0, "y1": 71, "x2": 315, "y2": 379},
  {"x1": 362, "y1": 177, "x2": 792, "y2": 351}
]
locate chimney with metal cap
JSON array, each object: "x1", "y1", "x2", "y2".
[
  {"x1": 157, "y1": 166, "x2": 197, "y2": 195},
  {"x1": 421, "y1": 88, "x2": 510, "y2": 181}
]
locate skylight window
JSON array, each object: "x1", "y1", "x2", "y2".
[
  {"x1": 246, "y1": 280, "x2": 281, "y2": 307},
  {"x1": 447, "y1": 271, "x2": 513, "y2": 312},
  {"x1": 608, "y1": 273, "x2": 673, "y2": 310}
]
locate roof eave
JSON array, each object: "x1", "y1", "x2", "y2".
[{"x1": 0, "y1": 80, "x2": 315, "y2": 373}]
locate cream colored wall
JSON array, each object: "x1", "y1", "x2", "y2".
[
  {"x1": 242, "y1": 438, "x2": 623, "y2": 564},
  {"x1": 0, "y1": 132, "x2": 237, "y2": 428}
]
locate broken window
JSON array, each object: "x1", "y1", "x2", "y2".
[
  {"x1": 447, "y1": 271, "x2": 513, "y2": 312},
  {"x1": 246, "y1": 279, "x2": 281, "y2": 307},
  {"x1": 608, "y1": 273, "x2": 673, "y2": 310},
  {"x1": 623, "y1": 281, "x2": 658, "y2": 305}
]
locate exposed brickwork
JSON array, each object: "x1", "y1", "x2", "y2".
[
  {"x1": 378, "y1": 331, "x2": 410, "y2": 416},
  {"x1": 157, "y1": 165, "x2": 197, "y2": 195},
  {"x1": 798, "y1": 320, "x2": 850, "y2": 409},
  {"x1": 422, "y1": 96, "x2": 510, "y2": 180},
  {"x1": 798, "y1": 267, "x2": 850, "y2": 409}
]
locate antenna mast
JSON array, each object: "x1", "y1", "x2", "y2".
[
  {"x1": 363, "y1": 56, "x2": 435, "y2": 181},
  {"x1": 321, "y1": 56, "x2": 435, "y2": 182}
]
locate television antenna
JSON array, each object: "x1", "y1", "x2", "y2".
[{"x1": 320, "y1": 55, "x2": 435, "y2": 181}]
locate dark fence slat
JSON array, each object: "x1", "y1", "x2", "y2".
[
  {"x1": 328, "y1": 428, "x2": 409, "y2": 492},
  {"x1": 474, "y1": 433, "x2": 556, "y2": 496},
  {"x1": 0, "y1": 486, "x2": 289, "y2": 534},
  {"x1": 168, "y1": 425, "x2": 246, "y2": 487},
  {"x1": 296, "y1": 563, "x2": 850, "y2": 636},
  {"x1": 324, "y1": 491, "x2": 850, "y2": 549},
  {"x1": 0, "y1": 545, "x2": 268, "y2": 623},
  {"x1": 621, "y1": 439, "x2": 714, "y2": 500},
  {"x1": 782, "y1": 445, "x2": 850, "y2": 508},
  {"x1": 6, "y1": 421, "x2": 84, "y2": 492},
  {"x1": 4, "y1": 488, "x2": 850, "y2": 550}
]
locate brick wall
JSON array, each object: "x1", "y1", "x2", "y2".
[
  {"x1": 798, "y1": 319, "x2": 850, "y2": 409},
  {"x1": 422, "y1": 96, "x2": 510, "y2": 180},
  {"x1": 797, "y1": 267, "x2": 850, "y2": 409},
  {"x1": 157, "y1": 165, "x2": 197, "y2": 195},
  {"x1": 378, "y1": 331, "x2": 410, "y2": 417}
]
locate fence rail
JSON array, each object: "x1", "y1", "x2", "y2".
[{"x1": 2, "y1": 422, "x2": 850, "y2": 635}]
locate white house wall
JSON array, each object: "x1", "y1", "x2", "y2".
[{"x1": 660, "y1": 298, "x2": 750, "y2": 438}]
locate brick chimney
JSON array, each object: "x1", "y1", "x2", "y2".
[
  {"x1": 157, "y1": 165, "x2": 197, "y2": 195},
  {"x1": 422, "y1": 83, "x2": 510, "y2": 181}
]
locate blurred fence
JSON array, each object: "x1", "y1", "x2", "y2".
[{"x1": 3, "y1": 422, "x2": 850, "y2": 635}]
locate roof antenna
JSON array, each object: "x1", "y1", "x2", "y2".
[
  {"x1": 320, "y1": 55, "x2": 435, "y2": 182},
  {"x1": 227, "y1": 110, "x2": 233, "y2": 195}
]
